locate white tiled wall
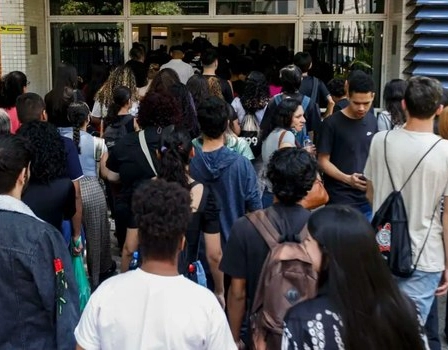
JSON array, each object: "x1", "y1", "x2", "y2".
[{"x1": 0, "y1": 0, "x2": 48, "y2": 97}]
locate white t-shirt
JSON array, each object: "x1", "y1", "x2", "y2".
[
  {"x1": 75, "y1": 269, "x2": 236, "y2": 350},
  {"x1": 91, "y1": 100, "x2": 139, "y2": 119},
  {"x1": 364, "y1": 129, "x2": 448, "y2": 272}
]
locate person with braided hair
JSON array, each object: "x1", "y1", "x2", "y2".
[{"x1": 60, "y1": 101, "x2": 116, "y2": 289}]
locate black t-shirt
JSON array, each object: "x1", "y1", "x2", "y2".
[
  {"x1": 22, "y1": 177, "x2": 76, "y2": 232},
  {"x1": 299, "y1": 76, "x2": 330, "y2": 108},
  {"x1": 317, "y1": 110, "x2": 377, "y2": 205},
  {"x1": 220, "y1": 204, "x2": 310, "y2": 308},
  {"x1": 106, "y1": 128, "x2": 159, "y2": 203}
]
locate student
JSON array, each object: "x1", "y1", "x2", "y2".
[
  {"x1": 377, "y1": 78, "x2": 407, "y2": 131},
  {"x1": 160, "y1": 45, "x2": 195, "y2": 84},
  {"x1": 75, "y1": 179, "x2": 236, "y2": 350},
  {"x1": 0, "y1": 134, "x2": 79, "y2": 349},
  {"x1": 365, "y1": 76, "x2": 448, "y2": 322},
  {"x1": 221, "y1": 147, "x2": 317, "y2": 348},
  {"x1": 317, "y1": 70, "x2": 377, "y2": 220},
  {"x1": 0, "y1": 70, "x2": 27, "y2": 133},
  {"x1": 283, "y1": 205, "x2": 429, "y2": 350}
]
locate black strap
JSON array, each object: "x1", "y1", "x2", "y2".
[
  {"x1": 309, "y1": 77, "x2": 319, "y2": 108},
  {"x1": 384, "y1": 131, "x2": 442, "y2": 192}
]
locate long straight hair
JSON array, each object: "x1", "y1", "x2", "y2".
[{"x1": 308, "y1": 205, "x2": 426, "y2": 350}]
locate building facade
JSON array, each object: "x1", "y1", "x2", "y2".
[{"x1": 0, "y1": 0, "x2": 444, "y2": 101}]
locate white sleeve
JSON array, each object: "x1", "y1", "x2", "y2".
[
  {"x1": 74, "y1": 293, "x2": 102, "y2": 350},
  {"x1": 231, "y1": 97, "x2": 246, "y2": 124},
  {"x1": 91, "y1": 101, "x2": 105, "y2": 119},
  {"x1": 206, "y1": 299, "x2": 237, "y2": 350}
]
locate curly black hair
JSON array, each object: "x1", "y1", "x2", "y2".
[
  {"x1": 138, "y1": 92, "x2": 182, "y2": 129},
  {"x1": 16, "y1": 121, "x2": 67, "y2": 184},
  {"x1": 267, "y1": 147, "x2": 317, "y2": 205},
  {"x1": 132, "y1": 179, "x2": 191, "y2": 261},
  {"x1": 240, "y1": 71, "x2": 270, "y2": 114},
  {"x1": 186, "y1": 74, "x2": 210, "y2": 112},
  {"x1": 158, "y1": 127, "x2": 192, "y2": 190}
]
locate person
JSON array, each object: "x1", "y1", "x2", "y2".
[
  {"x1": 377, "y1": 78, "x2": 408, "y2": 131},
  {"x1": 0, "y1": 108, "x2": 11, "y2": 134},
  {"x1": 125, "y1": 45, "x2": 148, "y2": 89},
  {"x1": 260, "y1": 98, "x2": 308, "y2": 208},
  {"x1": 74, "y1": 179, "x2": 236, "y2": 350},
  {"x1": 45, "y1": 63, "x2": 84, "y2": 127},
  {"x1": 148, "y1": 68, "x2": 200, "y2": 138},
  {"x1": 107, "y1": 92, "x2": 181, "y2": 252},
  {"x1": 63, "y1": 101, "x2": 116, "y2": 289},
  {"x1": 160, "y1": 45, "x2": 195, "y2": 84},
  {"x1": 190, "y1": 96, "x2": 261, "y2": 245},
  {"x1": 294, "y1": 51, "x2": 335, "y2": 119},
  {"x1": 282, "y1": 205, "x2": 429, "y2": 350},
  {"x1": 17, "y1": 121, "x2": 76, "y2": 233},
  {"x1": 16, "y1": 92, "x2": 84, "y2": 252},
  {"x1": 260, "y1": 64, "x2": 321, "y2": 145},
  {"x1": 0, "y1": 134, "x2": 79, "y2": 349},
  {"x1": 221, "y1": 147, "x2": 317, "y2": 348},
  {"x1": 317, "y1": 70, "x2": 377, "y2": 220},
  {"x1": 186, "y1": 74, "x2": 210, "y2": 111},
  {"x1": 91, "y1": 65, "x2": 139, "y2": 130},
  {"x1": 201, "y1": 48, "x2": 234, "y2": 104},
  {"x1": 327, "y1": 77, "x2": 349, "y2": 113},
  {"x1": 121, "y1": 127, "x2": 225, "y2": 299},
  {"x1": 0, "y1": 70, "x2": 28, "y2": 133},
  {"x1": 364, "y1": 75, "x2": 448, "y2": 323}
]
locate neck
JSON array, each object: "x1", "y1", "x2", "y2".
[
  {"x1": 404, "y1": 115, "x2": 434, "y2": 132},
  {"x1": 341, "y1": 106, "x2": 363, "y2": 120},
  {"x1": 8, "y1": 187, "x2": 22, "y2": 200},
  {"x1": 203, "y1": 67, "x2": 215, "y2": 75},
  {"x1": 202, "y1": 134, "x2": 225, "y2": 152},
  {"x1": 140, "y1": 259, "x2": 179, "y2": 276},
  {"x1": 118, "y1": 106, "x2": 129, "y2": 115}
]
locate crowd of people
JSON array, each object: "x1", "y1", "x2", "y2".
[{"x1": 1, "y1": 37, "x2": 448, "y2": 350}]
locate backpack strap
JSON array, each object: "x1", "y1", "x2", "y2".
[
  {"x1": 309, "y1": 77, "x2": 319, "y2": 108},
  {"x1": 277, "y1": 130, "x2": 287, "y2": 149},
  {"x1": 274, "y1": 93, "x2": 283, "y2": 105},
  {"x1": 385, "y1": 131, "x2": 443, "y2": 192},
  {"x1": 138, "y1": 130, "x2": 158, "y2": 176},
  {"x1": 246, "y1": 210, "x2": 280, "y2": 249}
]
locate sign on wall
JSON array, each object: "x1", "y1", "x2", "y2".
[{"x1": 0, "y1": 25, "x2": 25, "y2": 35}]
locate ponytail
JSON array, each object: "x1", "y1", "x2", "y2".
[
  {"x1": 67, "y1": 101, "x2": 90, "y2": 154},
  {"x1": 104, "y1": 102, "x2": 121, "y2": 125}
]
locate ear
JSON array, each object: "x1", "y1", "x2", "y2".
[
  {"x1": 40, "y1": 109, "x2": 48, "y2": 122},
  {"x1": 436, "y1": 104, "x2": 444, "y2": 116},
  {"x1": 179, "y1": 235, "x2": 186, "y2": 251},
  {"x1": 371, "y1": 92, "x2": 375, "y2": 101},
  {"x1": 18, "y1": 166, "x2": 28, "y2": 186},
  {"x1": 189, "y1": 147, "x2": 195, "y2": 159},
  {"x1": 156, "y1": 149, "x2": 161, "y2": 160},
  {"x1": 401, "y1": 99, "x2": 407, "y2": 112}
]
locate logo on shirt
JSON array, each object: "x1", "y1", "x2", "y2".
[{"x1": 366, "y1": 131, "x2": 373, "y2": 136}]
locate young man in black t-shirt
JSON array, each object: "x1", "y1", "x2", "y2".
[
  {"x1": 220, "y1": 148, "x2": 317, "y2": 348},
  {"x1": 317, "y1": 71, "x2": 377, "y2": 220}
]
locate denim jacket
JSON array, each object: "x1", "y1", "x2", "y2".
[{"x1": 0, "y1": 195, "x2": 80, "y2": 349}]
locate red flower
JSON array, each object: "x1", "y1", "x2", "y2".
[{"x1": 54, "y1": 258, "x2": 64, "y2": 273}]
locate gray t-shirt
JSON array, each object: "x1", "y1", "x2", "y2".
[{"x1": 261, "y1": 128, "x2": 296, "y2": 191}]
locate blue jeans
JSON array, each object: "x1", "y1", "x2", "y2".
[
  {"x1": 394, "y1": 270, "x2": 442, "y2": 323},
  {"x1": 356, "y1": 202, "x2": 372, "y2": 222}
]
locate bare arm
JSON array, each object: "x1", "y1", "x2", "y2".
[
  {"x1": 318, "y1": 153, "x2": 367, "y2": 191},
  {"x1": 204, "y1": 233, "x2": 224, "y2": 304},
  {"x1": 72, "y1": 180, "x2": 83, "y2": 252},
  {"x1": 436, "y1": 196, "x2": 448, "y2": 295},
  {"x1": 107, "y1": 169, "x2": 120, "y2": 183},
  {"x1": 366, "y1": 180, "x2": 374, "y2": 206},
  {"x1": 121, "y1": 228, "x2": 138, "y2": 272},
  {"x1": 322, "y1": 95, "x2": 335, "y2": 119},
  {"x1": 76, "y1": 345, "x2": 85, "y2": 350},
  {"x1": 227, "y1": 278, "x2": 246, "y2": 343},
  {"x1": 99, "y1": 152, "x2": 109, "y2": 180}
]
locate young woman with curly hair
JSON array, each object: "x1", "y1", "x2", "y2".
[
  {"x1": 91, "y1": 65, "x2": 139, "y2": 134},
  {"x1": 148, "y1": 68, "x2": 200, "y2": 138},
  {"x1": 17, "y1": 121, "x2": 76, "y2": 234},
  {"x1": 61, "y1": 101, "x2": 116, "y2": 289},
  {"x1": 0, "y1": 71, "x2": 28, "y2": 133},
  {"x1": 106, "y1": 92, "x2": 182, "y2": 255}
]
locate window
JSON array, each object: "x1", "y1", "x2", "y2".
[
  {"x1": 304, "y1": 0, "x2": 385, "y2": 15},
  {"x1": 130, "y1": 1, "x2": 209, "y2": 15},
  {"x1": 216, "y1": 1, "x2": 297, "y2": 15},
  {"x1": 49, "y1": 0, "x2": 123, "y2": 15}
]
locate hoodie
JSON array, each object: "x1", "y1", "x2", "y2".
[{"x1": 190, "y1": 146, "x2": 261, "y2": 242}]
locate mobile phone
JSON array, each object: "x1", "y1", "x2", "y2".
[{"x1": 359, "y1": 174, "x2": 367, "y2": 181}]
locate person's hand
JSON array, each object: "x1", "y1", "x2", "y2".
[
  {"x1": 436, "y1": 268, "x2": 448, "y2": 295},
  {"x1": 347, "y1": 173, "x2": 367, "y2": 191},
  {"x1": 303, "y1": 144, "x2": 316, "y2": 156},
  {"x1": 72, "y1": 235, "x2": 83, "y2": 256},
  {"x1": 215, "y1": 292, "x2": 225, "y2": 309}
]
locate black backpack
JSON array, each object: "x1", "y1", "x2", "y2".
[
  {"x1": 103, "y1": 114, "x2": 134, "y2": 149},
  {"x1": 371, "y1": 131, "x2": 442, "y2": 277}
]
